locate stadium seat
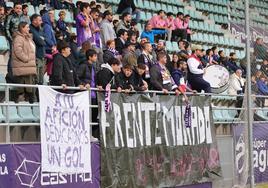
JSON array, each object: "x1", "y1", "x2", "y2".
[
  {"x1": 28, "y1": 5, "x2": 35, "y2": 17},
  {"x1": 166, "y1": 41, "x2": 173, "y2": 52},
  {"x1": 17, "y1": 102, "x2": 38, "y2": 122},
  {"x1": 172, "y1": 42, "x2": 179, "y2": 51},
  {"x1": 6, "y1": 2, "x2": 14, "y2": 7},
  {"x1": 32, "y1": 103, "x2": 40, "y2": 121},
  {"x1": 0, "y1": 36, "x2": 9, "y2": 52},
  {"x1": 2, "y1": 102, "x2": 22, "y2": 123},
  {"x1": 213, "y1": 109, "x2": 224, "y2": 122},
  {"x1": 0, "y1": 107, "x2": 5, "y2": 123}
]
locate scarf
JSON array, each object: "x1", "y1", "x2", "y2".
[{"x1": 184, "y1": 102, "x2": 192, "y2": 128}]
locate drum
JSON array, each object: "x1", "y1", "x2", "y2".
[{"x1": 203, "y1": 65, "x2": 230, "y2": 93}]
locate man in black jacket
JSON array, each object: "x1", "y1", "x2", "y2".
[
  {"x1": 30, "y1": 14, "x2": 46, "y2": 85},
  {"x1": 96, "y1": 57, "x2": 121, "y2": 90},
  {"x1": 131, "y1": 63, "x2": 148, "y2": 91},
  {"x1": 117, "y1": 0, "x2": 141, "y2": 22},
  {"x1": 115, "y1": 29, "x2": 128, "y2": 55},
  {"x1": 150, "y1": 51, "x2": 180, "y2": 95},
  {"x1": 50, "y1": 41, "x2": 83, "y2": 91}
]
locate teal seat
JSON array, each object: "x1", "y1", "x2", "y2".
[
  {"x1": 0, "y1": 36, "x2": 9, "y2": 52},
  {"x1": 2, "y1": 102, "x2": 22, "y2": 123},
  {"x1": 166, "y1": 41, "x2": 173, "y2": 52},
  {"x1": 203, "y1": 33, "x2": 209, "y2": 43},
  {"x1": 149, "y1": 1, "x2": 156, "y2": 10},
  {"x1": 18, "y1": 102, "x2": 38, "y2": 123},
  {"x1": 140, "y1": 12, "x2": 146, "y2": 21},
  {"x1": 32, "y1": 103, "x2": 40, "y2": 121},
  {"x1": 156, "y1": 2, "x2": 162, "y2": 10},
  {"x1": 6, "y1": 2, "x2": 14, "y2": 7},
  {"x1": 28, "y1": 5, "x2": 35, "y2": 17},
  {"x1": 71, "y1": 27, "x2": 77, "y2": 35},
  {"x1": 221, "y1": 110, "x2": 234, "y2": 121},
  {"x1": 161, "y1": 3, "x2": 167, "y2": 12},
  {"x1": 0, "y1": 107, "x2": 5, "y2": 123},
  {"x1": 213, "y1": 110, "x2": 223, "y2": 122},
  {"x1": 228, "y1": 109, "x2": 238, "y2": 119},
  {"x1": 172, "y1": 42, "x2": 179, "y2": 52},
  {"x1": 136, "y1": 0, "x2": 144, "y2": 8},
  {"x1": 167, "y1": 5, "x2": 173, "y2": 12}
]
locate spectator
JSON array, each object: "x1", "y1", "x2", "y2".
[
  {"x1": 73, "y1": 1, "x2": 82, "y2": 18},
  {"x1": 56, "y1": 10, "x2": 70, "y2": 39},
  {"x1": 115, "y1": 29, "x2": 128, "y2": 54},
  {"x1": 69, "y1": 33, "x2": 79, "y2": 69},
  {"x1": 103, "y1": 40, "x2": 121, "y2": 64},
  {"x1": 116, "y1": 12, "x2": 131, "y2": 33},
  {"x1": 257, "y1": 75, "x2": 268, "y2": 95},
  {"x1": 218, "y1": 50, "x2": 228, "y2": 65},
  {"x1": 167, "y1": 52, "x2": 179, "y2": 74},
  {"x1": 140, "y1": 22, "x2": 167, "y2": 44},
  {"x1": 204, "y1": 49, "x2": 218, "y2": 66},
  {"x1": 30, "y1": 14, "x2": 46, "y2": 85},
  {"x1": 115, "y1": 64, "x2": 134, "y2": 92},
  {"x1": 178, "y1": 40, "x2": 190, "y2": 61},
  {"x1": 135, "y1": 37, "x2": 149, "y2": 57},
  {"x1": 149, "y1": 10, "x2": 167, "y2": 41},
  {"x1": 166, "y1": 12, "x2": 175, "y2": 41},
  {"x1": 183, "y1": 14, "x2": 192, "y2": 42},
  {"x1": 97, "y1": 57, "x2": 121, "y2": 90},
  {"x1": 172, "y1": 60, "x2": 187, "y2": 86},
  {"x1": 137, "y1": 42, "x2": 154, "y2": 83},
  {"x1": 228, "y1": 68, "x2": 245, "y2": 95},
  {"x1": 261, "y1": 59, "x2": 268, "y2": 78},
  {"x1": 225, "y1": 52, "x2": 242, "y2": 73},
  {"x1": 90, "y1": 8, "x2": 102, "y2": 48},
  {"x1": 22, "y1": 4, "x2": 30, "y2": 24},
  {"x1": 12, "y1": 22, "x2": 36, "y2": 103},
  {"x1": 172, "y1": 12, "x2": 187, "y2": 41},
  {"x1": 100, "y1": 10, "x2": 116, "y2": 48},
  {"x1": 149, "y1": 10, "x2": 167, "y2": 30},
  {"x1": 187, "y1": 45, "x2": 211, "y2": 93},
  {"x1": 5, "y1": 2, "x2": 24, "y2": 42},
  {"x1": 50, "y1": 41, "x2": 83, "y2": 91},
  {"x1": 113, "y1": 19, "x2": 119, "y2": 32},
  {"x1": 150, "y1": 52, "x2": 180, "y2": 94},
  {"x1": 76, "y1": 2, "x2": 93, "y2": 47},
  {"x1": 42, "y1": 11, "x2": 56, "y2": 53},
  {"x1": 131, "y1": 63, "x2": 148, "y2": 91},
  {"x1": 117, "y1": 0, "x2": 141, "y2": 23},
  {"x1": 254, "y1": 37, "x2": 267, "y2": 61},
  {"x1": 256, "y1": 74, "x2": 268, "y2": 107},
  {"x1": 122, "y1": 41, "x2": 137, "y2": 67},
  {"x1": 77, "y1": 49, "x2": 97, "y2": 104},
  {"x1": 211, "y1": 46, "x2": 219, "y2": 62},
  {"x1": 78, "y1": 41, "x2": 91, "y2": 64},
  {"x1": 0, "y1": 5, "x2": 5, "y2": 35}
]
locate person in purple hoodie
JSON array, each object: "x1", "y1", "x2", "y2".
[{"x1": 76, "y1": 2, "x2": 93, "y2": 47}]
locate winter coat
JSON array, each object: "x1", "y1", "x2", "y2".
[
  {"x1": 11, "y1": 31, "x2": 36, "y2": 76},
  {"x1": 50, "y1": 53, "x2": 81, "y2": 86},
  {"x1": 96, "y1": 63, "x2": 117, "y2": 89},
  {"x1": 115, "y1": 71, "x2": 133, "y2": 90},
  {"x1": 42, "y1": 13, "x2": 56, "y2": 52},
  {"x1": 30, "y1": 24, "x2": 46, "y2": 59},
  {"x1": 117, "y1": 0, "x2": 136, "y2": 14}
]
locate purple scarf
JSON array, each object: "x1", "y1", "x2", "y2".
[
  {"x1": 108, "y1": 47, "x2": 120, "y2": 57},
  {"x1": 105, "y1": 84, "x2": 111, "y2": 112}
]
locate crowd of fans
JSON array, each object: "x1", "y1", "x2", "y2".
[{"x1": 0, "y1": 0, "x2": 267, "y2": 106}]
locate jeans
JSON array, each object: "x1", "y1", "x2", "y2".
[{"x1": 121, "y1": 7, "x2": 141, "y2": 23}]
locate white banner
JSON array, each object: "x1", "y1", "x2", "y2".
[{"x1": 39, "y1": 86, "x2": 91, "y2": 177}]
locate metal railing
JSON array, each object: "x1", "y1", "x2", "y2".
[{"x1": 0, "y1": 83, "x2": 267, "y2": 143}]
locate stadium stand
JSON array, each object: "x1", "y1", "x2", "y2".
[{"x1": 0, "y1": 0, "x2": 263, "y2": 142}]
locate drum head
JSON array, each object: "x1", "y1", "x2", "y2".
[{"x1": 203, "y1": 65, "x2": 230, "y2": 93}]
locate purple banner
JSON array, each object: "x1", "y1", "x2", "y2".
[
  {"x1": 233, "y1": 123, "x2": 268, "y2": 184},
  {"x1": 0, "y1": 143, "x2": 100, "y2": 188},
  {"x1": 230, "y1": 22, "x2": 268, "y2": 47}
]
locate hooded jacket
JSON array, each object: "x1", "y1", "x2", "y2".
[
  {"x1": 96, "y1": 63, "x2": 117, "y2": 89},
  {"x1": 12, "y1": 31, "x2": 36, "y2": 76},
  {"x1": 50, "y1": 53, "x2": 81, "y2": 87},
  {"x1": 30, "y1": 24, "x2": 46, "y2": 59},
  {"x1": 42, "y1": 13, "x2": 56, "y2": 52}
]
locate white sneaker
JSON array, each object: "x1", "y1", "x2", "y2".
[{"x1": 90, "y1": 135, "x2": 99, "y2": 142}]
